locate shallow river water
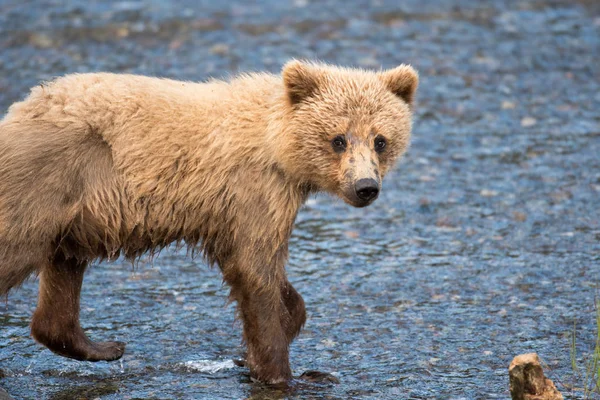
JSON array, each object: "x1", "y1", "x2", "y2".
[{"x1": 0, "y1": 0, "x2": 599, "y2": 399}]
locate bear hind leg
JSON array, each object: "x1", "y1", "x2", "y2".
[{"x1": 30, "y1": 256, "x2": 125, "y2": 362}]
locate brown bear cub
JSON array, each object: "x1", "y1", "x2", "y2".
[{"x1": 0, "y1": 61, "x2": 418, "y2": 384}]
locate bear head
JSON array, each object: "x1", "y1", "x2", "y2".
[{"x1": 279, "y1": 60, "x2": 418, "y2": 208}]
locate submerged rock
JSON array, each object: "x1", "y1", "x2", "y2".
[
  {"x1": 509, "y1": 353, "x2": 563, "y2": 400},
  {"x1": 0, "y1": 387, "x2": 13, "y2": 400}
]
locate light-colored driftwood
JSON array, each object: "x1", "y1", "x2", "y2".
[{"x1": 509, "y1": 353, "x2": 563, "y2": 400}]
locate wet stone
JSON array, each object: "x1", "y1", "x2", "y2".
[{"x1": 0, "y1": 388, "x2": 12, "y2": 400}]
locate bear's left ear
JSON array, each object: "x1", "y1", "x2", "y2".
[
  {"x1": 379, "y1": 65, "x2": 419, "y2": 107},
  {"x1": 282, "y1": 60, "x2": 321, "y2": 106}
]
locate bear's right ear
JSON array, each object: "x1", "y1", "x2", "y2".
[{"x1": 282, "y1": 60, "x2": 320, "y2": 106}]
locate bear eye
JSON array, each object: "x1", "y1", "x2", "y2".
[
  {"x1": 331, "y1": 135, "x2": 347, "y2": 153},
  {"x1": 374, "y1": 135, "x2": 387, "y2": 153}
]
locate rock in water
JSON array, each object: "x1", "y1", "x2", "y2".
[
  {"x1": 0, "y1": 387, "x2": 13, "y2": 400},
  {"x1": 509, "y1": 353, "x2": 563, "y2": 400}
]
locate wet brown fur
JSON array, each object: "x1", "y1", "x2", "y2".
[{"x1": 0, "y1": 60, "x2": 418, "y2": 384}]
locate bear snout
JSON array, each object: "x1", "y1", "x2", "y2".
[
  {"x1": 340, "y1": 178, "x2": 380, "y2": 207},
  {"x1": 355, "y1": 178, "x2": 380, "y2": 202}
]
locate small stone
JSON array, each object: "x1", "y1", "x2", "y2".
[
  {"x1": 521, "y1": 117, "x2": 537, "y2": 128},
  {"x1": 344, "y1": 231, "x2": 359, "y2": 239},
  {"x1": 298, "y1": 370, "x2": 340, "y2": 384},
  {"x1": 480, "y1": 189, "x2": 498, "y2": 197},
  {"x1": 513, "y1": 211, "x2": 527, "y2": 222},
  {"x1": 29, "y1": 33, "x2": 54, "y2": 49},
  {"x1": 116, "y1": 27, "x2": 129, "y2": 38},
  {"x1": 190, "y1": 18, "x2": 224, "y2": 31},
  {"x1": 0, "y1": 387, "x2": 12, "y2": 400},
  {"x1": 502, "y1": 101, "x2": 516, "y2": 109},
  {"x1": 436, "y1": 216, "x2": 455, "y2": 228},
  {"x1": 210, "y1": 44, "x2": 229, "y2": 56},
  {"x1": 169, "y1": 39, "x2": 185, "y2": 50},
  {"x1": 509, "y1": 353, "x2": 563, "y2": 400}
]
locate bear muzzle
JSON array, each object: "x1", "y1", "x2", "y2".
[
  {"x1": 355, "y1": 178, "x2": 379, "y2": 202},
  {"x1": 341, "y1": 178, "x2": 380, "y2": 208}
]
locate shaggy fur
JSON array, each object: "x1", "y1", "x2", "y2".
[{"x1": 0, "y1": 60, "x2": 418, "y2": 384}]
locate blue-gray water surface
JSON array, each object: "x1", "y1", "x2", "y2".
[{"x1": 0, "y1": 0, "x2": 599, "y2": 399}]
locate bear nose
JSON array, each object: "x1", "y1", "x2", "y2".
[{"x1": 355, "y1": 178, "x2": 379, "y2": 201}]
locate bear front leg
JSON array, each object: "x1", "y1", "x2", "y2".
[
  {"x1": 232, "y1": 281, "x2": 305, "y2": 372},
  {"x1": 30, "y1": 256, "x2": 125, "y2": 361},
  {"x1": 232, "y1": 281, "x2": 292, "y2": 384}
]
